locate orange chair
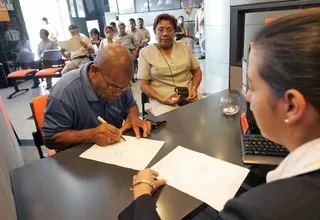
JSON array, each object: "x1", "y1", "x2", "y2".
[
  {"x1": 34, "y1": 50, "x2": 65, "y2": 81},
  {"x1": 7, "y1": 69, "x2": 38, "y2": 99},
  {"x1": 265, "y1": 18, "x2": 277, "y2": 24},
  {"x1": 30, "y1": 94, "x2": 55, "y2": 158}
]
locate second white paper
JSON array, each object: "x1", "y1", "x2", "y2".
[
  {"x1": 151, "y1": 146, "x2": 249, "y2": 211},
  {"x1": 80, "y1": 136, "x2": 165, "y2": 170}
]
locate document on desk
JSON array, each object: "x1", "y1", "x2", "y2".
[
  {"x1": 151, "y1": 146, "x2": 250, "y2": 211},
  {"x1": 80, "y1": 136, "x2": 165, "y2": 170}
]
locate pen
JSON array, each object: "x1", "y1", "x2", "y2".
[{"x1": 97, "y1": 116, "x2": 126, "y2": 141}]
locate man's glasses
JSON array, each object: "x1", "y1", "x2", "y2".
[{"x1": 99, "y1": 72, "x2": 131, "y2": 93}]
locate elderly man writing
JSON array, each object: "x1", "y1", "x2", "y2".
[{"x1": 43, "y1": 44, "x2": 151, "y2": 150}]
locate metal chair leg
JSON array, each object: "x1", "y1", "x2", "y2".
[{"x1": 7, "y1": 79, "x2": 29, "y2": 99}]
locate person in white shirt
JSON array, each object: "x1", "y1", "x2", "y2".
[
  {"x1": 60, "y1": 24, "x2": 94, "y2": 75},
  {"x1": 100, "y1": 26, "x2": 120, "y2": 49},
  {"x1": 195, "y1": 0, "x2": 205, "y2": 59},
  {"x1": 34, "y1": 29, "x2": 58, "y2": 89},
  {"x1": 137, "y1": 18, "x2": 150, "y2": 46},
  {"x1": 42, "y1": 17, "x2": 58, "y2": 41},
  {"x1": 127, "y1": 18, "x2": 145, "y2": 46}
]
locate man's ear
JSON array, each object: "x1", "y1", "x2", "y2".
[
  {"x1": 284, "y1": 89, "x2": 306, "y2": 124},
  {"x1": 89, "y1": 64, "x2": 98, "y2": 78}
]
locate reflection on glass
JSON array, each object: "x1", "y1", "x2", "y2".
[
  {"x1": 181, "y1": 0, "x2": 201, "y2": 8},
  {"x1": 69, "y1": 0, "x2": 76, "y2": 17},
  {"x1": 149, "y1": 0, "x2": 180, "y2": 12},
  {"x1": 86, "y1": 20, "x2": 99, "y2": 35},
  {"x1": 117, "y1": 0, "x2": 135, "y2": 14},
  {"x1": 135, "y1": 0, "x2": 149, "y2": 12},
  {"x1": 75, "y1": 0, "x2": 85, "y2": 17},
  {"x1": 109, "y1": 0, "x2": 118, "y2": 13}
]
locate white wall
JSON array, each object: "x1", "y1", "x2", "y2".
[{"x1": 203, "y1": 0, "x2": 230, "y2": 93}]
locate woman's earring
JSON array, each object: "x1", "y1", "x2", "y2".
[{"x1": 284, "y1": 119, "x2": 289, "y2": 124}]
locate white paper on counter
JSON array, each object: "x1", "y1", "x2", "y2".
[
  {"x1": 151, "y1": 146, "x2": 250, "y2": 211},
  {"x1": 80, "y1": 136, "x2": 164, "y2": 170}
]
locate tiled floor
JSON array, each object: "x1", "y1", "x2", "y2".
[{"x1": 0, "y1": 59, "x2": 227, "y2": 164}]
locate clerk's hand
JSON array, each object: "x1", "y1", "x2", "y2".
[
  {"x1": 91, "y1": 123, "x2": 121, "y2": 146},
  {"x1": 161, "y1": 93, "x2": 180, "y2": 105},
  {"x1": 132, "y1": 169, "x2": 167, "y2": 200},
  {"x1": 119, "y1": 117, "x2": 152, "y2": 138}
]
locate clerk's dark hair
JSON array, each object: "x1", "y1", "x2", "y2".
[
  {"x1": 252, "y1": 8, "x2": 320, "y2": 111},
  {"x1": 153, "y1": 13, "x2": 177, "y2": 34}
]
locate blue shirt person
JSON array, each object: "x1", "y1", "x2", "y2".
[{"x1": 43, "y1": 44, "x2": 152, "y2": 150}]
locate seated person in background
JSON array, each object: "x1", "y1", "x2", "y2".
[
  {"x1": 137, "y1": 18, "x2": 151, "y2": 47},
  {"x1": 60, "y1": 24, "x2": 94, "y2": 75},
  {"x1": 175, "y1": 16, "x2": 188, "y2": 40},
  {"x1": 43, "y1": 44, "x2": 151, "y2": 150},
  {"x1": 110, "y1": 22, "x2": 119, "y2": 37},
  {"x1": 119, "y1": 9, "x2": 320, "y2": 220},
  {"x1": 127, "y1": 18, "x2": 145, "y2": 47},
  {"x1": 14, "y1": 40, "x2": 39, "y2": 87},
  {"x1": 117, "y1": 22, "x2": 140, "y2": 77},
  {"x1": 100, "y1": 26, "x2": 119, "y2": 49},
  {"x1": 138, "y1": 14, "x2": 202, "y2": 116},
  {"x1": 90, "y1": 28, "x2": 103, "y2": 49},
  {"x1": 33, "y1": 29, "x2": 58, "y2": 89},
  {"x1": 176, "y1": 16, "x2": 194, "y2": 52}
]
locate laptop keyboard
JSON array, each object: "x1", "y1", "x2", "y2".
[{"x1": 242, "y1": 134, "x2": 289, "y2": 157}]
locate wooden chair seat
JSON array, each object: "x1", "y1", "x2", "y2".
[
  {"x1": 7, "y1": 69, "x2": 37, "y2": 78},
  {"x1": 35, "y1": 67, "x2": 63, "y2": 77}
]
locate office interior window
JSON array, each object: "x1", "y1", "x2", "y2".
[
  {"x1": 84, "y1": 0, "x2": 95, "y2": 14},
  {"x1": 103, "y1": 0, "x2": 110, "y2": 12},
  {"x1": 86, "y1": 20, "x2": 99, "y2": 35},
  {"x1": 181, "y1": 0, "x2": 201, "y2": 7},
  {"x1": 109, "y1": 0, "x2": 118, "y2": 12},
  {"x1": 69, "y1": 0, "x2": 77, "y2": 17},
  {"x1": 135, "y1": 0, "x2": 149, "y2": 12},
  {"x1": 117, "y1": 0, "x2": 135, "y2": 14},
  {"x1": 75, "y1": 0, "x2": 85, "y2": 17},
  {"x1": 149, "y1": 0, "x2": 180, "y2": 12}
]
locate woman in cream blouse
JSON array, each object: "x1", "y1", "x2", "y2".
[
  {"x1": 138, "y1": 14, "x2": 202, "y2": 116},
  {"x1": 100, "y1": 26, "x2": 119, "y2": 49}
]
